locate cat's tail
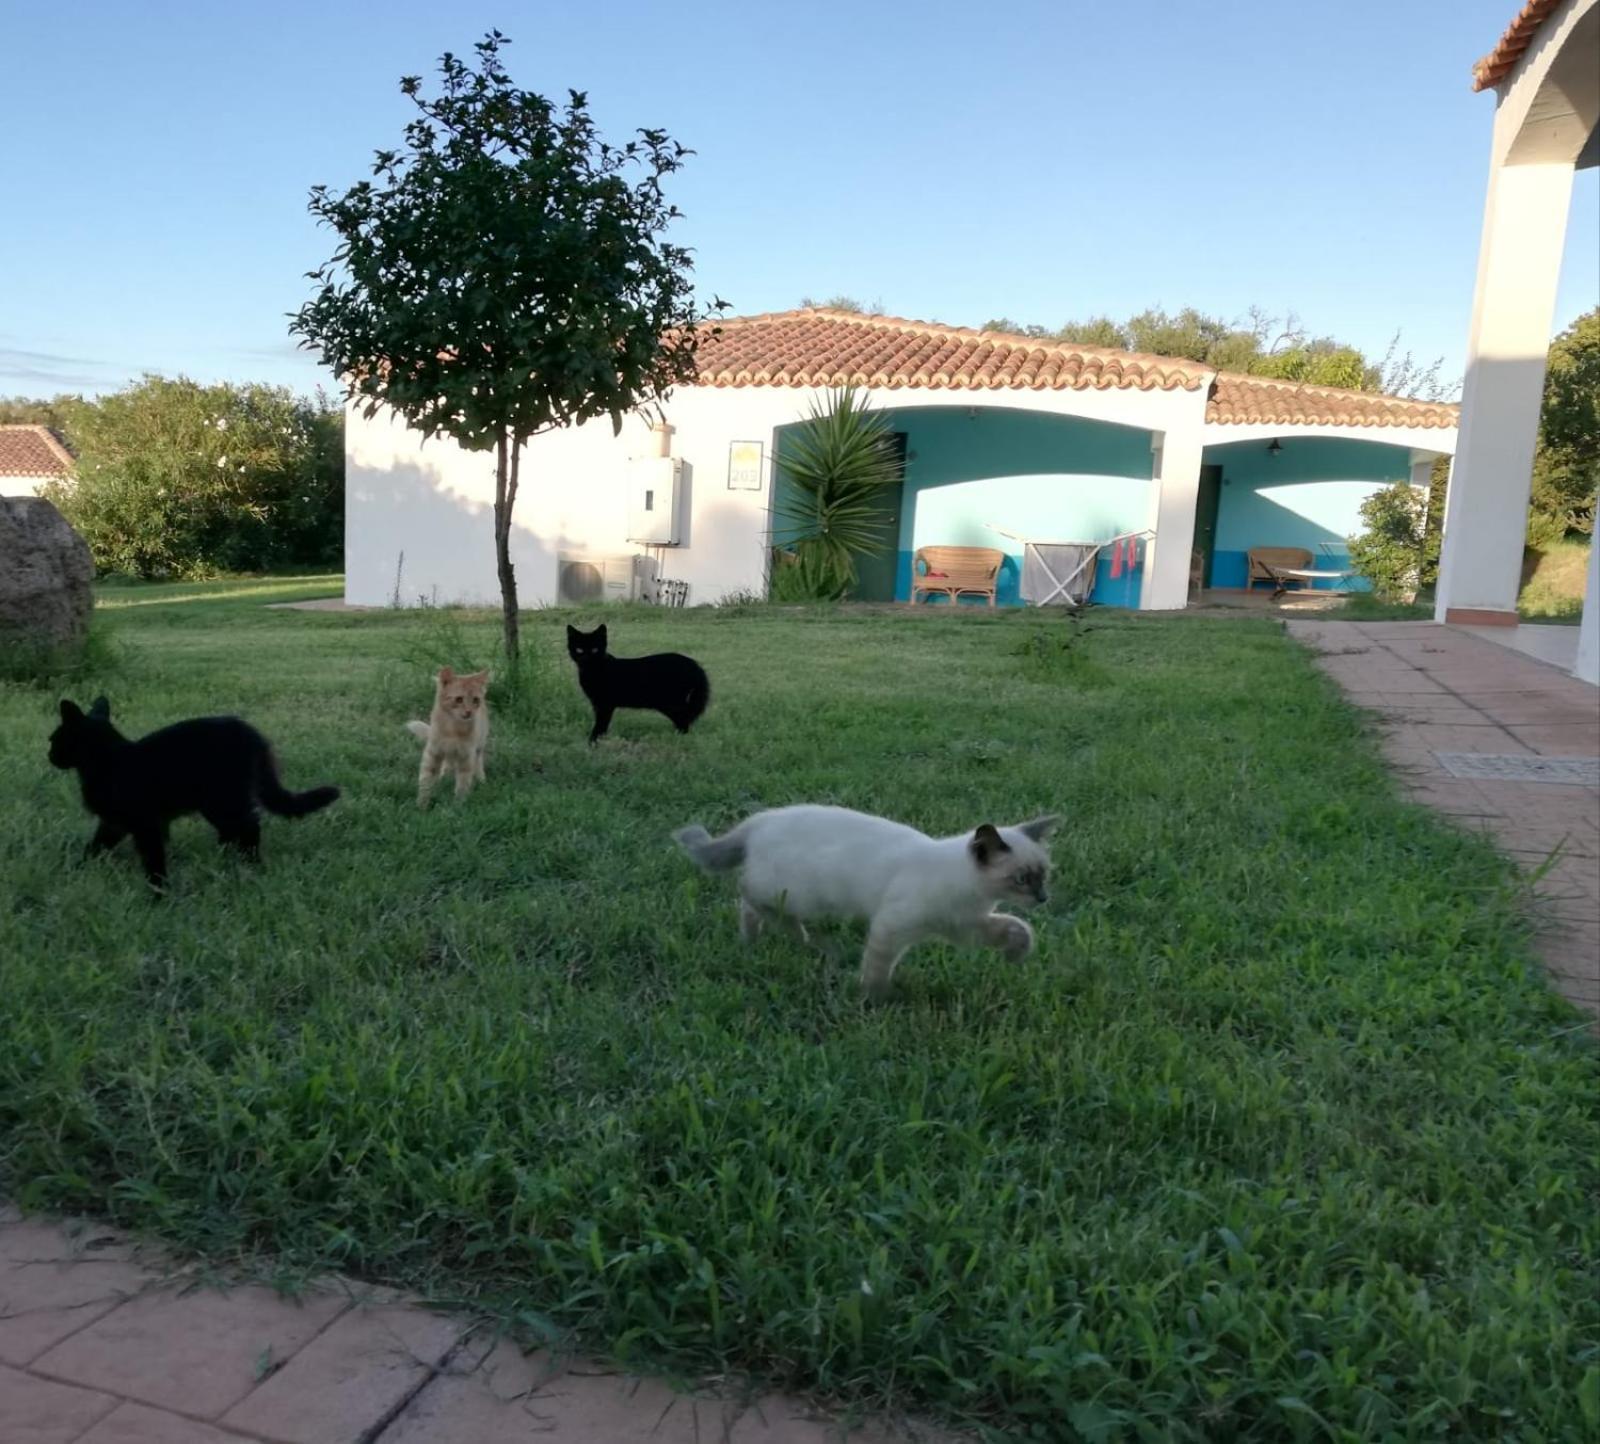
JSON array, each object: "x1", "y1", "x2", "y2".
[
  {"x1": 404, "y1": 721, "x2": 431, "y2": 743},
  {"x1": 256, "y1": 747, "x2": 341, "y2": 819},
  {"x1": 673, "y1": 821, "x2": 747, "y2": 873}
]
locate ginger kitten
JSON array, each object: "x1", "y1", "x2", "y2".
[{"x1": 405, "y1": 666, "x2": 490, "y2": 806}]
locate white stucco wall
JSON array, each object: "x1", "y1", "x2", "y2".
[
  {"x1": 0, "y1": 477, "x2": 54, "y2": 498},
  {"x1": 345, "y1": 382, "x2": 1211, "y2": 609}
]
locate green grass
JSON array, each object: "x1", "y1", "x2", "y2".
[
  {"x1": 2, "y1": 577, "x2": 1597, "y2": 1441},
  {"x1": 1520, "y1": 539, "x2": 1592, "y2": 624}
]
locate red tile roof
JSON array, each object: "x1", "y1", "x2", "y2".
[
  {"x1": 0, "y1": 425, "x2": 75, "y2": 478},
  {"x1": 690, "y1": 309, "x2": 1211, "y2": 393},
  {"x1": 1205, "y1": 375, "x2": 1459, "y2": 430},
  {"x1": 687, "y1": 311, "x2": 1458, "y2": 431},
  {"x1": 1473, "y1": 0, "x2": 1563, "y2": 90}
]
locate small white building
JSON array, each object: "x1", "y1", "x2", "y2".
[
  {"x1": 345, "y1": 309, "x2": 1457, "y2": 612},
  {"x1": 0, "y1": 425, "x2": 74, "y2": 498}
]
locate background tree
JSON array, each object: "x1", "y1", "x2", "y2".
[
  {"x1": 797, "y1": 295, "x2": 884, "y2": 315},
  {"x1": 0, "y1": 394, "x2": 84, "y2": 431},
  {"x1": 978, "y1": 305, "x2": 1458, "y2": 401},
  {"x1": 41, "y1": 376, "x2": 342, "y2": 579},
  {"x1": 292, "y1": 32, "x2": 723, "y2": 663},
  {"x1": 1530, "y1": 307, "x2": 1599, "y2": 540}
]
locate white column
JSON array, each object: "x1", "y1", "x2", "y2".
[
  {"x1": 1434, "y1": 159, "x2": 1575, "y2": 624},
  {"x1": 1575, "y1": 540, "x2": 1599, "y2": 686},
  {"x1": 1140, "y1": 420, "x2": 1207, "y2": 611}
]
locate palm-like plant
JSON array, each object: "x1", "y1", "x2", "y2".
[{"x1": 774, "y1": 387, "x2": 901, "y2": 599}]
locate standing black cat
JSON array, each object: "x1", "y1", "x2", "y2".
[
  {"x1": 48, "y1": 696, "x2": 340, "y2": 893},
  {"x1": 565, "y1": 624, "x2": 710, "y2": 744}
]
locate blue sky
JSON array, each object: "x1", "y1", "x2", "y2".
[{"x1": 2, "y1": 0, "x2": 1595, "y2": 400}]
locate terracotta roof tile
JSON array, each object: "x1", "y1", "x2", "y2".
[
  {"x1": 687, "y1": 311, "x2": 1457, "y2": 431},
  {"x1": 1206, "y1": 375, "x2": 1458, "y2": 430},
  {"x1": 1473, "y1": 0, "x2": 1563, "y2": 90},
  {"x1": 0, "y1": 425, "x2": 74, "y2": 478},
  {"x1": 690, "y1": 310, "x2": 1211, "y2": 393}
]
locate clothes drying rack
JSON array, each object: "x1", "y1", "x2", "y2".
[{"x1": 987, "y1": 526, "x2": 1154, "y2": 608}]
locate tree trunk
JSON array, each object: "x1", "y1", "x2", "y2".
[{"x1": 492, "y1": 431, "x2": 521, "y2": 663}]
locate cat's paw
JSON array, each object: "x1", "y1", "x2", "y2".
[{"x1": 996, "y1": 915, "x2": 1034, "y2": 961}]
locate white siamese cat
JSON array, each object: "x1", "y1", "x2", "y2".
[{"x1": 674, "y1": 804, "x2": 1059, "y2": 999}]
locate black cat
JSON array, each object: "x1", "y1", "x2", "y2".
[
  {"x1": 565, "y1": 624, "x2": 710, "y2": 744},
  {"x1": 48, "y1": 696, "x2": 340, "y2": 892}
]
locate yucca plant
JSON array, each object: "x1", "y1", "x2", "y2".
[{"x1": 774, "y1": 387, "x2": 901, "y2": 599}]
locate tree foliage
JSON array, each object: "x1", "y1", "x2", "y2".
[
  {"x1": 979, "y1": 306, "x2": 1458, "y2": 401},
  {"x1": 1530, "y1": 307, "x2": 1599, "y2": 539},
  {"x1": 798, "y1": 295, "x2": 884, "y2": 315},
  {"x1": 291, "y1": 31, "x2": 722, "y2": 660},
  {"x1": 0, "y1": 394, "x2": 83, "y2": 431},
  {"x1": 1347, "y1": 481, "x2": 1437, "y2": 602},
  {"x1": 774, "y1": 387, "x2": 900, "y2": 599},
  {"x1": 41, "y1": 376, "x2": 342, "y2": 579}
]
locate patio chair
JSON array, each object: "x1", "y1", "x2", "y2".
[
  {"x1": 911, "y1": 546, "x2": 1004, "y2": 606},
  {"x1": 1247, "y1": 546, "x2": 1314, "y2": 598}
]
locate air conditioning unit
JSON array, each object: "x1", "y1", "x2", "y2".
[
  {"x1": 556, "y1": 554, "x2": 658, "y2": 606},
  {"x1": 627, "y1": 457, "x2": 682, "y2": 545}
]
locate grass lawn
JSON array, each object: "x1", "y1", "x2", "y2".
[{"x1": 2, "y1": 577, "x2": 1596, "y2": 1440}]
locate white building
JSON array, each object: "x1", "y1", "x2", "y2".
[
  {"x1": 0, "y1": 425, "x2": 74, "y2": 498},
  {"x1": 346, "y1": 310, "x2": 1456, "y2": 613}
]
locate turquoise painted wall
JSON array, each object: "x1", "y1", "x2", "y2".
[
  {"x1": 890, "y1": 407, "x2": 1152, "y2": 604},
  {"x1": 1205, "y1": 437, "x2": 1416, "y2": 591}
]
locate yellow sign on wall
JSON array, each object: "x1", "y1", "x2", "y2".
[{"x1": 727, "y1": 440, "x2": 764, "y2": 491}]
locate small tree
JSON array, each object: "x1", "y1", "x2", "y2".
[
  {"x1": 290, "y1": 31, "x2": 722, "y2": 661},
  {"x1": 1348, "y1": 481, "x2": 1437, "y2": 603}
]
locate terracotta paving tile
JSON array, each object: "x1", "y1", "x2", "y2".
[
  {"x1": 1411, "y1": 723, "x2": 1532, "y2": 754},
  {"x1": 76, "y1": 1401, "x2": 262, "y2": 1444},
  {"x1": 0, "y1": 1220, "x2": 164, "y2": 1366},
  {"x1": 32, "y1": 1283, "x2": 348, "y2": 1418},
  {"x1": 222, "y1": 1294, "x2": 463, "y2": 1444},
  {"x1": 377, "y1": 1339, "x2": 956, "y2": 1444},
  {"x1": 0, "y1": 1362, "x2": 118, "y2": 1443},
  {"x1": 1506, "y1": 723, "x2": 1600, "y2": 755}
]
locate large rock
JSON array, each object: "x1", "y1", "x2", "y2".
[{"x1": 0, "y1": 496, "x2": 94, "y2": 654}]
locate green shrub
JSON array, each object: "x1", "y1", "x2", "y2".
[
  {"x1": 44, "y1": 376, "x2": 342, "y2": 579},
  {"x1": 774, "y1": 388, "x2": 901, "y2": 599},
  {"x1": 1348, "y1": 482, "x2": 1437, "y2": 602}
]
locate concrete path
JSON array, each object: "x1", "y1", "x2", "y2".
[
  {"x1": 1288, "y1": 619, "x2": 1599, "y2": 1018},
  {"x1": 0, "y1": 1207, "x2": 957, "y2": 1444}
]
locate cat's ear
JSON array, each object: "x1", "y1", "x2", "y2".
[
  {"x1": 59, "y1": 699, "x2": 83, "y2": 723},
  {"x1": 566, "y1": 625, "x2": 579, "y2": 639},
  {"x1": 595, "y1": 623, "x2": 607, "y2": 642},
  {"x1": 437, "y1": 666, "x2": 454, "y2": 684},
  {"x1": 969, "y1": 823, "x2": 1011, "y2": 867},
  {"x1": 1016, "y1": 814, "x2": 1060, "y2": 842},
  {"x1": 89, "y1": 696, "x2": 111, "y2": 721},
  {"x1": 477, "y1": 670, "x2": 492, "y2": 686}
]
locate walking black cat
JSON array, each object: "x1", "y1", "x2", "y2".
[
  {"x1": 565, "y1": 624, "x2": 710, "y2": 744},
  {"x1": 48, "y1": 697, "x2": 340, "y2": 893}
]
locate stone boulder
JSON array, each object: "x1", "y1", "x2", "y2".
[{"x1": 0, "y1": 496, "x2": 95, "y2": 655}]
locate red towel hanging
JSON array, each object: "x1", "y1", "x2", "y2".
[{"x1": 1109, "y1": 540, "x2": 1123, "y2": 579}]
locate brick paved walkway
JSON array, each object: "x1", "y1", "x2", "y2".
[
  {"x1": 1287, "y1": 619, "x2": 1600, "y2": 1018},
  {"x1": 0, "y1": 1207, "x2": 957, "y2": 1444}
]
